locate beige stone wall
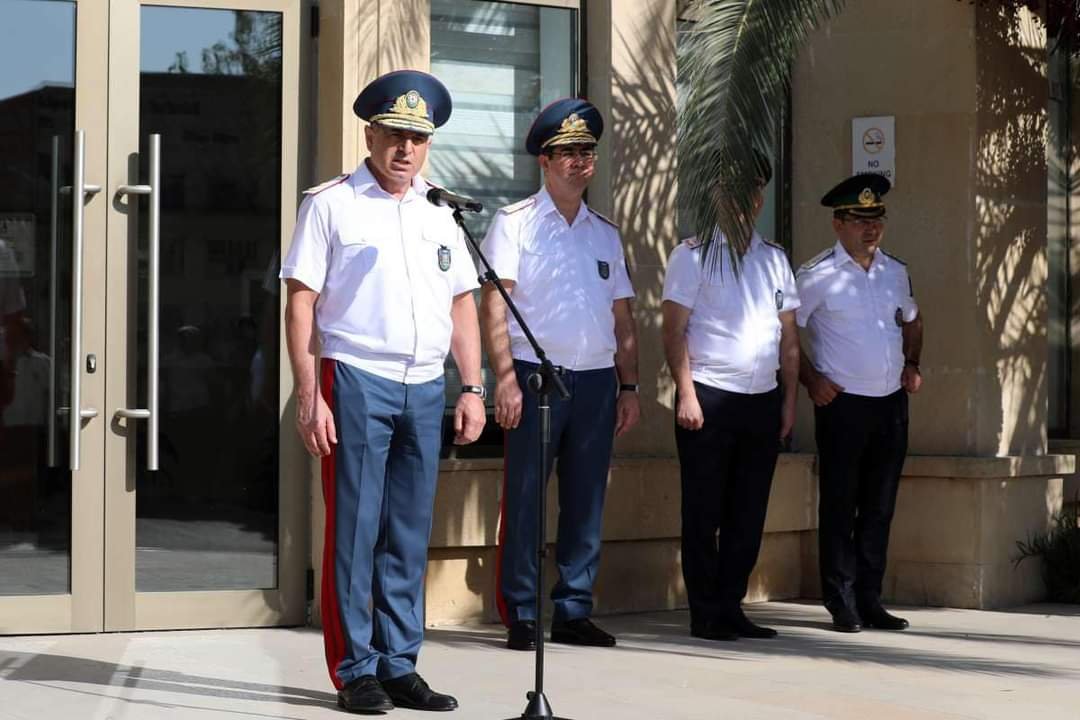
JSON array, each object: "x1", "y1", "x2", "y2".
[
  {"x1": 1049, "y1": 439, "x2": 1080, "y2": 501},
  {"x1": 424, "y1": 455, "x2": 817, "y2": 626},
  {"x1": 885, "y1": 456, "x2": 1067, "y2": 608},
  {"x1": 790, "y1": 0, "x2": 1049, "y2": 458}
]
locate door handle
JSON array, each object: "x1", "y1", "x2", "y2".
[
  {"x1": 114, "y1": 134, "x2": 161, "y2": 471},
  {"x1": 67, "y1": 130, "x2": 100, "y2": 471},
  {"x1": 48, "y1": 136, "x2": 59, "y2": 468}
]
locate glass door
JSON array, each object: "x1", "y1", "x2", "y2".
[
  {"x1": 102, "y1": 0, "x2": 304, "y2": 631},
  {"x1": 0, "y1": 0, "x2": 110, "y2": 634},
  {"x1": 0, "y1": 0, "x2": 305, "y2": 635}
]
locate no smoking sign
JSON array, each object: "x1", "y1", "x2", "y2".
[{"x1": 852, "y1": 116, "x2": 895, "y2": 184}]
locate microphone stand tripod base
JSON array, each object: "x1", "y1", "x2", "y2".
[{"x1": 501, "y1": 690, "x2": 572, "y2": 720}]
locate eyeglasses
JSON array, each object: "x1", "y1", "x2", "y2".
[
  {"x1": 378, "y1": 126, "x2": 430, "y2": 147},
  {"x1": 548, "y1": 147, "x2": 598, "y2": 161},
  {"x1": 842, "y1": 216, "x2": 887, "y2": 228}
]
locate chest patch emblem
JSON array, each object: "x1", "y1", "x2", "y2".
[
  {"x1": 775, "y1": 289, "x2": 783, "y2": 311},
  {"x1": 597, "y1": 260, "x2": 610, "y2": 279},
  {"x1": 895, "y1": 307, "x2": 903, "y2": 327},
  {"x1": 438, "y1": 245, "x2": 451, "y2": 272}
]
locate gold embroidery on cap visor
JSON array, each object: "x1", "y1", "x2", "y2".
[
  {"x1": 369, "y1": 90, "x2": 435, "y2": 134},
  {"x1": 541, "y1": 112, "x2": 598, "y2": 149},
  {"x1": 833, "y1": 186, "x2": 885, "y2": 212}
]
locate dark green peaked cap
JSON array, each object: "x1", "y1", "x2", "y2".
[{"x1": 821, "y1": 174, "x2": 890, "y2": 218}]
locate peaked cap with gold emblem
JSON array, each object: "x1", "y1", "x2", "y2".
[
  {"x1": 820, "y1": 173, "x2": 891, "y2": 218},
  {"x1": 352, "y1": 70, "x2": 452, "y2": 135},
  {"x1": 525, "y1": 97, "x2": 603, "y2": 156}
]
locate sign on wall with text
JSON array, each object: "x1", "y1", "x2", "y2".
[{"x1": 852, "y1": 116, "x2": 895, "y2": 186}]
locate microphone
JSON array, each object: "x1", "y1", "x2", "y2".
[{"x1": 427, "y1": 187, "x2": 483, "y2": 213}]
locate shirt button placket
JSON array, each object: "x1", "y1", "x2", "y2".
[{"x1": 869, "y1": 269, "x2": 888, "y2": 393}]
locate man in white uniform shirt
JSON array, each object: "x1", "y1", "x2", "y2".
[
  {"x1": 797, "y1": 174, "x2": 923, "y2": 633},
  {"x1": 480, "y1": 98, "x2": 640, "y2": 651},
  {"x1": 281, "y1": 70, "x2": 484, "y2": 714},
  {"x1": 662, "y1": 156, "x2": 800, "y2": 641}
]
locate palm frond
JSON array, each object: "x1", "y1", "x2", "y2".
[{"x1": 678, "y1": 0, "x2": 845, "y2": 269}]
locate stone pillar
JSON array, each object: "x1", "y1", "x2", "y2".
[
  {"x1": 972, "y1": 3, "x2": 1049, "y2": 457},
  {"x1": 315, "y1": 0, "x2": 430, "y2": 181},
  {"x1": 586, "y1": 0, "x2": 679, "y2": 456}
]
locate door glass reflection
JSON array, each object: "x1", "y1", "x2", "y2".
[
  {"x1": 0, "y1": 0, "x2": 76, "y2": 596},
  {"x1": 135, "y1": 6, "x2": 282, "y2": 592}
]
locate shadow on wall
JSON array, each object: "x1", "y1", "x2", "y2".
[
  {"x1": 975, "y1": 3, "x2": 1049, "y2": 457},
  {"x1": 608, "y1": 1, "x2": 680, "y2": 455}
]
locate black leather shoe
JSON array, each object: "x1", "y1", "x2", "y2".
[
  {"x1": 860, "y1": 605, "x2": 910, "y2": 630},
  {"x1": 689, "y1": 618, "x2": 738, "y2": 641},
  {"x1": 721, "y1": 610, "x2": 778, "y2": 639},
  {"x1": 550, "y1": 618, "x2": 616, "y2": 647},
  {"x1": 337, "y1": 675, "x2": 394, "y2": 714},
  {"x1": 830, "y1": 607, "x2": 863, "y2": 633},
  {"x1": 507, "y1": 620, "x2": 537, "y2": 651},
  {"x1": 382, "y1": 672, "x2": 458, "y2": 712}
]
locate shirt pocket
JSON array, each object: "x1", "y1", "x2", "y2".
[
  {"x1": 416, "y1": 233, "x2": 457, "y2": 303},
  {"x1": 875, "y1": 275, "x2": 908, "y2": 331},
  {"x1": 519, "y1": 231, "x2": 556, "y2": 286},
  {"x1": 334, "y1": 234, "x2": 378, "y2": 277},
  {"x1": 824, "y1": 291, "x2": 863, "y2": 320},
  {"x1": 700, "y1": 267, "x2": 737, "y2": 309}
]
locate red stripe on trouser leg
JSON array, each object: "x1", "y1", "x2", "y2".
[
  {"x1": 319, "y1": 358, "x2": 346, "y2": 690},
  {"x1": 494, "y1": 430, "x2": 510, "y2": 627}
]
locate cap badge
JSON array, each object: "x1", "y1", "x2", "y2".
[
  {"x1": 390, "y1": 90, "x2": 428, "y2": 119},
  {"x1": 560, "y1": 112, "x2": 588, "y2": 134},
  {"x1": 859, "y1": 188, "x2": 875, "y2": 206}
]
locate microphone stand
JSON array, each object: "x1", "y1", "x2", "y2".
[{"x1": 446, "y1": 203, "x2": 572, "y2": 720}]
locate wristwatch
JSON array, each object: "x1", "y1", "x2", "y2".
[
  {"x1": 460, "y1": 384, "x2": 487, "y2": 399},
  {"x1": 619, "y1": 383, "x2": 639, "y2": 393}
]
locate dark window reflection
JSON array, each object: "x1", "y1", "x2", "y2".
[
  {"x1": 135, "y1": 7, "x2": 282, "y2": 592},
  {"x1": 0, "y1": 0, "x2": 75, "y2": 597}
]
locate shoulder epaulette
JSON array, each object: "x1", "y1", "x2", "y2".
[
  {"x1": 798, "y1": 248, "x2": 834, "y2": 274},
  {"x1": 682, "y1": 236, "x2": 703, "y2": 249},
  {"x1": 762, "y1": 239, "x2": 786, "y2": 253},
  {"x1": 588, "y1": 208, "x2": 619, "y2": 230},
  {"x1": 303, "y1": 174, "x2": 349, "y2": 195},
  {"x1": 880, "y1": 250, "x2": 907, "y2": 266},
  {"x1": 499, "y1": 197, "x2": 536, "y2": 215}
]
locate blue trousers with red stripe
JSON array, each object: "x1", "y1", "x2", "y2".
[
  {"x1": 319, "y1": 359, "x2": 444, "y2": 687},
  {"x1": 497, "y1": 361, "x2": 617, "y2": 624}
]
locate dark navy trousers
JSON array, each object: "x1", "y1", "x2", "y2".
[
  {"x1": 674, "y1": 384, "x2": 781, "y2": 625},
  {"x1": 497, "y1": 360, "x2": 617, "y2": 624},
  {"x1": 319, "y1": 359, "x2": 444, "y2": 688},
  {"x1": 815, "y1": 390, "x2": 908, "y2": 613}
]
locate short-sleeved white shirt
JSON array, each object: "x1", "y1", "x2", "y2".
[
  {"x1": 481, "y1": 188, "x2": 634, "y2": 371},
  {"x1": 662, "y1": 232, "x2": 800, "y2": 394},
  {"x1": 795, "y1": 241, "x2": 918, "y2": 397},
  {"x1": 280, "y1": 163, "x2": 479, "y2": 384}
]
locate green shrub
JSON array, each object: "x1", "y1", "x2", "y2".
[{"x1": 1015, "y1": 498, "x2": 1080, "y2": 604}]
